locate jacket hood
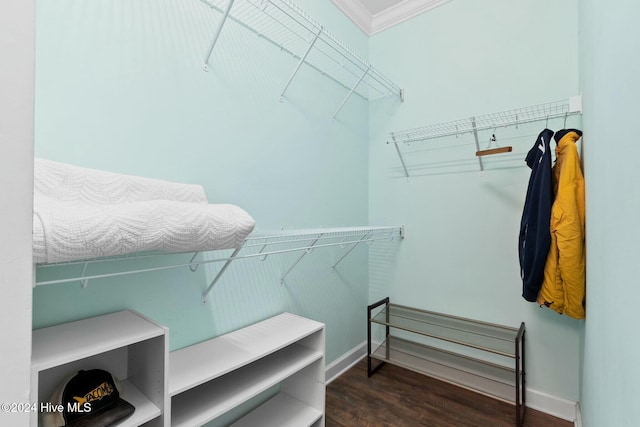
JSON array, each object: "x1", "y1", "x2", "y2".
[
  {"x1": 554, "y1": 129, "x2": 583, "y2": 144},
  {"x1": 554, "y1": 129, "x2": 583, "y2": 156}
]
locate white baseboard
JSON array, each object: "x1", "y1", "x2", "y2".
[
  {"x1": 326, "y1": 341, "x2": 578, "y2": 423},
  {"x1": 526, "y1": 388, "x2": 577, "y2": 422},
  {"x1": 325, "y1": 341, "x2": 367, "y2": 384}
]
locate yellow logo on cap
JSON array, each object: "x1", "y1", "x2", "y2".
[{"x1": 73, "y1": 381, "x2": 115, "y2": 405}]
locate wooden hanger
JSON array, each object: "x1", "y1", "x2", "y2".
[
  {"x1": 476, "y1": 132, "x2": 512, "y2": 157},
  {"x1": 476, "y1": 146, "x2": 513, "y2": 156}
]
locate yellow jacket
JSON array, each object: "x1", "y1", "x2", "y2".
[{"x1": 537, "y1": 130, "x2": 586, "y2": 319}]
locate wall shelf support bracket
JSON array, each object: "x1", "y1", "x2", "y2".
[
  {"x1": 202, "y1": 246, "x2": 242, "y2": 302},
  {"x1": 280, "y1": 26, "x2": 323, "y2": 101},
  {"x1": 80, "y1": 262, "x2": 89, "y2": 288},
  {"x1": 202, "y1": 0, "x2": 236, "y2": 71},
  {"x1": 280, "y1": 234, "x2": 322, "y2": 284},
  {"x1": 332, "y1": 232, "x2": 370, "y2": 269},
  {"x1": 189, "y1": 252, "x2": 200, "y2": 272},
  {"x1": 389, "y1": 133, "x2": 410, "y2": 178},
  {"x1": 471, "y1": 117, "x2": 484, "y2": 172},
  {"x1": 332, "y1": 65, "x2": 371, "y2": 120}
]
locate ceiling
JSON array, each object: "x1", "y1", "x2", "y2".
[
  {"x1": 330, "y1": 0, "x2": 452, "y2": 35},
  {"x1": 362, "y1": 0, "x2": 407, "y2": 15}
]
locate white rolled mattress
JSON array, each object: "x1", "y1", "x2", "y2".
[{"x1": 33, "y1": 159, "x2": 255, "y2": 264}]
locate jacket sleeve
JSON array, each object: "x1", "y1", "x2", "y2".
[
  {"x1": 553, "y1": 145, "x2": 586, "y2": 319},
  {"x1": 519, "y1": 131, "x2": 554, "y2": 302}
]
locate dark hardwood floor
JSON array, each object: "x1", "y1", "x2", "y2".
[{"x1": 326, "y1": 360, "x2": 573, "y2": 427}]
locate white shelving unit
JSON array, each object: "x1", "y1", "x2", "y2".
[
  {"x1": 31, "y1": 310, "x2": 169, "y2": 427},
  {"x1": 229, "y1": 393, "x2": 322, "y2": 427},
  {"x1": 31, "y1": 310, "x2": 324, "y2": 427},
  {"x1": 169, "y1": 312, "x2": 325, "y2": 427}
]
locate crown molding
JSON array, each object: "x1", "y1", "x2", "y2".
[
  {"x1": 330, "y1": 0, "x2": 372, "y2": 35},
  {"x1": 370, "y1": 0, "x2": 452, "y2": 34},
  {"x1": 331, "y1": 0, "x2": 453, "y2": 36}
]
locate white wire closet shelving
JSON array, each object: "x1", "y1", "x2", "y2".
[
  {"x1": 35, "y1": 226, "x2": 404, "y2": 302},
  {"x1": 388, "y1": 96, "x2": 583, "y2": 177},
  {"x1": 199, "y1": 0, "x2": 404, "y2": 118}
]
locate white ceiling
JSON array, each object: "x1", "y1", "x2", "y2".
[{"x1": 330, "y1": 0, "x2": 453, "y2": 35}]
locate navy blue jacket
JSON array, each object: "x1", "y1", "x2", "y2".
[{"x1": 519, "y1": 129, "x2": 554, "y2": 301}]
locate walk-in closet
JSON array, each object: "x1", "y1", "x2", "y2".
[{"x1": 2, "y1": 0, "x2": 639, "y2": 426}]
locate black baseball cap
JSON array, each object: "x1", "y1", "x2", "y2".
[{"x1": 42, "y1": 369, "x2": 135, "y2": 427}]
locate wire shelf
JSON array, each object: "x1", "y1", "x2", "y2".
[
  {"x1": 389, "y1": 98, "x2": 582, "y2": 144},
  {"x1": 387, "y1": 97, "x2": 583, "y2": 177},
  {"x1": 35, "y1": 226, "x2": 404, "y2": 300},
  {"x1": 201, "y1": 0, "x2": 403, "y2": 102}
]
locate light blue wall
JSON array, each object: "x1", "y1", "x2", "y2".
[
  {"x1": 33, "y1": 0, "x2": 372, "y2": 364},
  {"x1": 369, "y1": 0, "x2": 582, "y2": 404},
  {"x1": 33, "y1": 0, "x2": 598, "y2": 415},
  {"x1": 579, "y1": 1, "x2": 640, "y2": 425}
]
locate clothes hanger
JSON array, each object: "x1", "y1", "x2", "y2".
[{"x1": 476, "y1": 126, "x2": 513, "y2": 157}]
